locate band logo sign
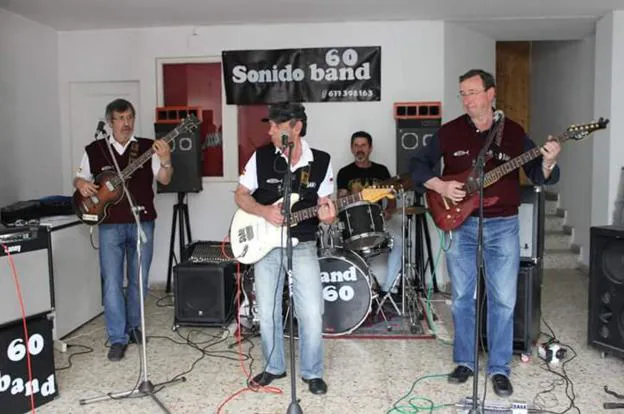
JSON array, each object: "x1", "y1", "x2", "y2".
[{"x1": 222, "y1": 46, "x2": 381, "y2": 104}]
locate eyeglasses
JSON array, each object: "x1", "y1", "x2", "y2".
[
  {"x1": 458, "y1": 89, "x2": 486, "y2": 99},
  {"x1": 111, "y1": 115, "x2": 135, "y2": 122}
]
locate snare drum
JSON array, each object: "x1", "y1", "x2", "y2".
[
  {"x1": 319, "y1": 250, "x2": 372, "y2": 336},
  {"x1": 338, "y1": 201, "x2": 386, "y2": 251}
]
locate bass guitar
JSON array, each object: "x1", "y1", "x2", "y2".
[
  {"x1": 230, "y1": 187, "x2": 395, "y2": 264},
  {"x1": 72, "y1": 115, "x2": 202, "y2": 225},
  {"x1": 426, "y1": 118, "x2": 609, "y2": 231}
]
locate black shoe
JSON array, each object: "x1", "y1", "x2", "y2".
[
  {"x1": 107, "y1": 343, "x2": 127, "y2": 361},
  {"x1": 249, "y1": 371, "x2": 286, "y2": 387},
  {"x1": 302, "y1": 378, "x2": 327, "y2": 395},
  {"x1": 128, "y1": 328, "x2": 145, "y2": 345},
  {"x1": 448, "y1": 365, "x2": 473, "y2": 384},
  {"x1": 492, "y1": 374, "x2": 513, "y2": 397}
]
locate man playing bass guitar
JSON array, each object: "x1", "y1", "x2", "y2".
[
  {"x1": 410, "y1": 69, "x2": 560, "y2": 397},
  {"x1": 73, "y1": 98, "x2": 173, "y2": 362}
]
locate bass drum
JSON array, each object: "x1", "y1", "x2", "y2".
[{"x1": 319, "y1": 250, "x2": 372, "y2": 336}]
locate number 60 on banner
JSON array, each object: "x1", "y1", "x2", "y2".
[{"x1": 7, "y1": 334, "x2": 45, "y2": 362}]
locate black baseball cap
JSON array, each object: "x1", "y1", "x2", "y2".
[{"x1": 261, "y1": 102, "x2": 307, "y2": 123}]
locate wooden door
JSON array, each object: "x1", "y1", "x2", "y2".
[{"x1": 496, "y1": 42, "x2": 531, "y2": 184}]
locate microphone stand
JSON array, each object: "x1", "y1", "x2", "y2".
[
  {"x1": 468, "y1": 149, "x2": 486, "y2": 414},
  {"x1": 281, "y1": 138, "x2": 303, "y2": 414},
  {"x1": 466, "y1": 116, "x2": 502, "y2": 413},
  {"x1": 80, "y1": 133, "x2": 185, "y2": 412}
]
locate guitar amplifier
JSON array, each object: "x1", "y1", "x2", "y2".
[{"x1": 518, "y1": 185, "x2": 545, "y2": 262}]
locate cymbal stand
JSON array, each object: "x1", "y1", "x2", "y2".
[{"x1": 401, "y1": 192, "x2": 425, "y2": 333}]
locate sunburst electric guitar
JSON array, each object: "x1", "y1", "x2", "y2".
[
  {"x1": 72, "y1": 115, "x2": 204, "y2": 225},
  {"x1": 230, "y1": 188, "x2": 395, "y2": 264},
  {"x1": 426, "y1": 118, "x2": 610, "y2": 232}
]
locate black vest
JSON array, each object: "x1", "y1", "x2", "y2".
[
  {"x1": 85, "y1": 137, "x2": 157, "y2": 224},
  {"x1": 253, "y1": 144, "x2": 330, "y2": 242}
]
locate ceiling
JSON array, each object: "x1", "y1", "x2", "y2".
[{"x1": 0, "y1": 0, "x2": 622, "y2": 39}]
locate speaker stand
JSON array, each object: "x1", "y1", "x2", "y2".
[{"x1": 166, "y1": 192, "x2": 192, "y2": 293}]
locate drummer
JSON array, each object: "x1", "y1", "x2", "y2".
[{"x1": 336, "y1": 131, "x2": 403, "y2": 296}]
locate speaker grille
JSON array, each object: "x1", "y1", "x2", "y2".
[{"x1": 602, "y1": 242, "x2": 624, "y2": 284}]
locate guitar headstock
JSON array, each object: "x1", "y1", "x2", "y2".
[
  {"x1": 180, "y1": 113, "x2": 202, "y2": 132},
  {"x1": 360, "y1": 187, "x2": 396, "y2": 203},
  {"x1": 566, "y1": 117, "x2": 609, "y2": 141}
]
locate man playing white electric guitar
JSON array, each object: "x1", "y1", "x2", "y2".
[{"x1": 233, "y1": 102, "x2": 336, "y2": 395}]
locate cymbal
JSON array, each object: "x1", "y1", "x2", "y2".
[
  {"x1": 380, "y1": 173, "x2": 413, "y2": 191},
  {"x1": 404, "y1": 206, "x2": 428, "y2": 215}
]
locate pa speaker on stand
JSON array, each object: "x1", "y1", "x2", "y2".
[
  {"x1": 154, "y1": 106, "x2": 204, "y2": 293},
  {"x1": 394, "y1": 102, "x2": 442, "y2": 293},
  {"x1": 155, "y1": 106, "x2": 203, "y2": 194}
]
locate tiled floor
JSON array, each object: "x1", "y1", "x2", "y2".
[{"x1": 36, "y1": 269, "x2": 624, "y2": 413}]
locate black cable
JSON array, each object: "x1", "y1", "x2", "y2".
[
  {"x1": 155, "y1": 293, "x2": 174, "y2": 308},
  {"x1": 54, "y1": 344, "x2": 94, "y2": 371},
  {"x1": 530, "y1": 318, "x2": 581, "y2": 414}
]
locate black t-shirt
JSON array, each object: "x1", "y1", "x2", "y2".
[{"x1": 337, "y1": 162, "x2": 391, "y2": 193}]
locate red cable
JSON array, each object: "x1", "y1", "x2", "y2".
[
  {"x1": 217, "y1": 239, "x2": 281, "y2": 414},
  {"x1": 2, "y1": 243, "x2": 36, "y2": 414}
]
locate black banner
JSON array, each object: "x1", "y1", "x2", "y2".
[{"x1": 222, "y1": 46, "x2": 381, "y2": 104}]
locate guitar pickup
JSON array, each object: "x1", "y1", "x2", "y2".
[{"x1": 238, "y1": 226, "x2": 254, "y2": 243}]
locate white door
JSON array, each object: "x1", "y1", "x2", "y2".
[{"x1": 68, "y1": 81, "x2": 140, "y2": 175}]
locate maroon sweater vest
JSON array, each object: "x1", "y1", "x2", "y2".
[
  {"x1": 438, "y1": 115, "x2": 526, "y2": 217},
  {"x1": 86, "y1": 138, "x2": 157, "y2": 224}
]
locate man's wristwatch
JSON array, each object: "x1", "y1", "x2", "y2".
[
  {"x1": 161, "y1": 161, "x2": 172, "y2": 169},
  {"x1": 543, "y1": 161, "x2": 556, "y2": 171}
]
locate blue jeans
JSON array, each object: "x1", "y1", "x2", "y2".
[
  {"x1": 446, "y1": 215, "x2": 519, "y2": 377},
  {"x1": 254, "y1": 241, "x2": 324, "y2": 379},
  {"x1": 99, "y1": 221, "x2": 155, "y2": 345}
]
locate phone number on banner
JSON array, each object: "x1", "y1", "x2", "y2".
[{"x1": 322, "y1": 89, "x2": 376, "y2": 100}]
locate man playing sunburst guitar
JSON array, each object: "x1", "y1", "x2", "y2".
[
  {"x1": 234, "y1": 102, "x2": 336, "y2": 395},
  {"x1": 73, "y1": 98, "x2": 173, "y2": 362},
  {"x1": 411, "y1": 69, "x2": 561, "y2": 397}
]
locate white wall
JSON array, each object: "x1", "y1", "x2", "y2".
[
  {"x1": 443, "y1": 23, "x2": 496, "y2": 121},
  {"x1": 58, "y1": 20, "x2": 446, "y2": 285},
  {"x1": 0, "y1": 9, "x2": 62, "y2": 207},
  {"x1": 530, "y1": 38, "x2": 596, "y2": 265}
]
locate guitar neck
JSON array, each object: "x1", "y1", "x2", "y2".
[
  {"x1": 109, "y1": 124, "x2": 186, "y2": 188},
  {"x1": 483, "y1": 133, "x2": 570, "y2": 188},
  {"x1": 290, "y1": 193, "x2": 363, "y2": 224}
]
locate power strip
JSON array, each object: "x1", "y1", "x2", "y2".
[{"x1": 456, "y1": 397, "x2": 529, "y2": 413}]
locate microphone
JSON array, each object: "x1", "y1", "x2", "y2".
[
  {"x1": 494, "y1": 110, "x2": 504, "y2": 123},
  {"x1": 94, "y1": 120, "x2": 105, "y2": 139},
  {"x1": 280, "y1": 130, "x2": 290, "y2": 149}
]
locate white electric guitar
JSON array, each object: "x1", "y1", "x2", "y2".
[{"x1": 229, "y1": 188, "x2": 395, "y2": 264}]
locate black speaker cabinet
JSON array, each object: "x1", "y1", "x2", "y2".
[
  {"x1": 155, "y1": 122, "x2": 203, "y2": 194},
  {"x1": 588, "y1": 225, "x2": 624, "y2": 357},
  {"x1": 173, "y1": 261, "x2": 236, "y2": 328},
  {"x1": 480, "y1": 260, "x2": 542, "y2": 355}
]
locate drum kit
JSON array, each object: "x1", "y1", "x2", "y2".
[{"x1": 238, "y1": 174, "x2": 431, "y2": 338}]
